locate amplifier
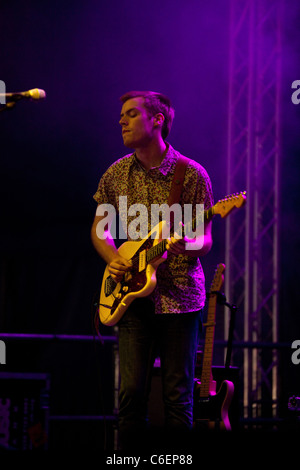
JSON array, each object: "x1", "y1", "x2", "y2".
[{"x1": 0, "y1": 372, "x2": 50, "y2": 450}]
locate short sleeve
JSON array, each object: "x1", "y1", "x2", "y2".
[
  {"x1": 93, "y1": 164, "x2": 116, "y2": 206},
  {"x1": 183, "y1": 160, "x2": 214, "y2": 211},
  {"x1": 197, "y1": 166, "x2": 214, "y2": 211}
]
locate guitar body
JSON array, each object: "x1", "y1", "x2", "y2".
[
  {"x1": 193, "y1": 379, "x2": 235, "y2": 431},
  {"x1": 99, "y1": 221, "x2": 167, "y2": 326}
]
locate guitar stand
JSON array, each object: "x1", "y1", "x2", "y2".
[
  {"x1": 206, "y1": 291, "x2": 237, "y2": 369},
  {"x1": 193, "y1": 291, "x2": 238, "y2": 432}
]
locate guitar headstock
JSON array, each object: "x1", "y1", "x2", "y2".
[
  {"x1": 213, "y1": 191, "x2": 246, "y2": 218},
  {"x1": 210, "y1": 263, "x2": 225, "y2": 293}
]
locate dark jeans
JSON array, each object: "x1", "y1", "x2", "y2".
[{"x1": 118, "y1": 297, "x2": 202, "y2": 450}]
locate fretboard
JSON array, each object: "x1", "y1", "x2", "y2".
[
  {"x1": 199, "y1": 294, "x2": 217, "y2": 398},
  {"x1": 146, "y1": 206, "x2": 213, "y2": 264}
]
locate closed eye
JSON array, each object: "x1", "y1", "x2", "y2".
[{"x1": 120, "y1": 107, "x2": 139, "y2": 120}]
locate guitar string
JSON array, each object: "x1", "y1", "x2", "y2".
[{"x1": 124, "y1": 209, "x2": 211, "y2": 267}]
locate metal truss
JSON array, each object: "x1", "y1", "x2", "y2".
[{"x1": 225, "y1": 0, "x2": 282, "y2": 423}]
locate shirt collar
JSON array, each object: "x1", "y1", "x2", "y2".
[{"x1": 131, "y1": 143, "x2": 178, "y2": 175}]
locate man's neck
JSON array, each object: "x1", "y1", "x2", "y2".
[{"x1": 135, "y1": 139, "x2": 167, "y2": 171}]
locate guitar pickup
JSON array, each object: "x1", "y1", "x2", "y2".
[{"x1": 139, "y1": 249, "x2": 146, "y2": 272}]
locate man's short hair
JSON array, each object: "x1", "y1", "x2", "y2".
[{"x1": 120, "y1": 90, "x2": 175, "y2": 140}]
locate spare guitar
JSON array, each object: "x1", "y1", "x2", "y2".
[
  {"x1": 99, "y1": 191, "x2": 246, "y2": 326},
  {"x1": 193, "y1": 263, "x2": 234, "y2": 431}
]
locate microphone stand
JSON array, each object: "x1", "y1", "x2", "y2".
[
  {"x1": 0, "y1": 102, "x2": 16, "y2": 112},
  {"x1": 0, "y1": 93, "x2": 33, "y2": 112}
]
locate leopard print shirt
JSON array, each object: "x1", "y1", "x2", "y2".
[{"x1": 93, "y1": 143, "x2": 213, "y2": 314}]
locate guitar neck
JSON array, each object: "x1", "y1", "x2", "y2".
[
  {"x1": 146, "y1": 207, "x2": 213, "y2": 263},
  {"x1": 143, "y1": 192, "x2": 246, "y2": 265},
  {"x1": 199, "y1": 294, "x2": 217, "y2": 398}
]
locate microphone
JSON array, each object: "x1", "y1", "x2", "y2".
[{"x1": 0, "y1": 88, "x2": 46, "y2": 102}]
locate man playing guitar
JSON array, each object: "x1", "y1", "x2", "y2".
[{"x1": 91, "y1": 90, "x2": 213, "y2": 450}]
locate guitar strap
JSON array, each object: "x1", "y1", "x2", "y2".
[
  {"x1": 167, "y1": 155, "x2": 189, "y2": 229},
  {"x1": 167, "y1": 155, "x2": 189, "y2": 205}
]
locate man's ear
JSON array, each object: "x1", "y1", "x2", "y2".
[{"x1": 153, "y1": 113, "x2": 165, "y2": 128}]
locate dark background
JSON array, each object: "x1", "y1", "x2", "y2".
[{"x1": 0, "y1": 0, "x2": 299, "y2": 450}]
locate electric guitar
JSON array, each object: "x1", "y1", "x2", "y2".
[
  {"x1": 193, "y1": 263, "x2": 234, "y2": 431},
  {"x1": 99, "y1": 192, "x2": 246, "y2": 326}
]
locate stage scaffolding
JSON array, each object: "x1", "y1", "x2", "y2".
[
  {"x1": 0, "y1": 2, "x2": 285, "y2": 441},
  {"x1": 225, "y1": 0, "x2": 282, "y2": 423}
]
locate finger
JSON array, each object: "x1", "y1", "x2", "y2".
[
  {"x1": 109, "y1": 267, "x2": 124, "y2": 282},
  {"x1": 111, "y1": 273, "x2": 122, "y2": 283},
  {"x1": 167, "y1": 236, "x2": 185, "y2": 254},
  {"x1": 173, "y1": 232, "x2": 182, "y2": 240},
  {"x1": 166, "y1": 241, "x2": 178, "y2": 253},
  {"x1": 166, "y1": 238, "x2": 173, "y2": 250},
  {"x1": 118, "y1": 258, "x2": 133, "y2": 268},
  {"x1": 111, "y1": 260, "x2": 131, "y2": 271}
]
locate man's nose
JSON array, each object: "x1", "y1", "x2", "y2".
[{"x1": 119, "y1": 116, "x2": 127, "y2": 126}]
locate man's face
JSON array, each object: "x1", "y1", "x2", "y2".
[{"x1": 119, "y1": 97, "x2": 155, "y2": 148}]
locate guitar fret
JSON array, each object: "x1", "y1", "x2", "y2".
[{"x1": 146, "y1": 240, "x2": 167, "y2": 263}]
